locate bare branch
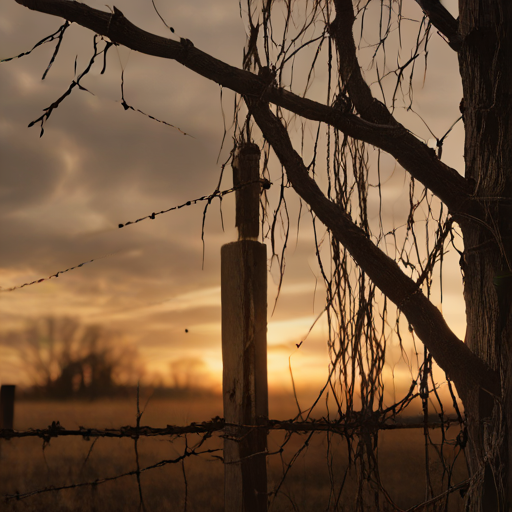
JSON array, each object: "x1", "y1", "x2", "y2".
[
  {"x1": 248, "y1": 100, "x2": 500, "y2": 403},
  {"x1": 413, "y1": 0, "x2": 462, "y2": 51},
  {"x1": 331, "y1": 0, "x2": 395, "y2": 124},
  {"x1": 13, "y1": 0, "x2": 471, "y2": 215}
]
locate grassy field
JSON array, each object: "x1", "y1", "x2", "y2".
[{"x1": 1, "y1": 395, "x2": 468, "y2": 511}]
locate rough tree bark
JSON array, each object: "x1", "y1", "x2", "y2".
[
  {"x1": 8, "y1": 0, "x2": 512, "y2": 509},
  {"x1": 456, "y1": 1, "x2": 512, "y2": 508}
]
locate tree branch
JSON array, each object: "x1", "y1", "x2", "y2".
[
  {"x1": 328, "y1": 0, "x2": 468, "y2": 220},
  {"x1": 14, "y1": 0, "x2": 471, "y2": 215},
  {"x1": 331, "y1": 0, "x2": 395, "y2": 125},
  {"x1": 413, "y1": 0, "x2": 462, "y2": 52},
  {"x1": 248, "y1": 100, "x2": 500, "y2": 403}
]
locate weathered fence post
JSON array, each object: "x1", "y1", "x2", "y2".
[
  {"x1": 0, "y1": 385, "x2": 15, "y2": 430},
  {"x1": 0, "y1": 384, "x2": 15, "y2": 459},
  {"x1": 222, "y1": 143, "x2": 268, "y2": 512}
]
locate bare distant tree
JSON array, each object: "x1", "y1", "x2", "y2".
[
  {"x1": 169, "y1": 357, "x2": 208, "y2": 391},
  {"x1": 4, "y1": 317, "x2": 144, "y2": 398},
  {"x1": 6, "y1": 0, "x2": 512, "y2": 509}
]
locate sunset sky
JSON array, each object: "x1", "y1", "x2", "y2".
[{"x1": 1, "y1": 0, "x2": 465, "y2": 402}]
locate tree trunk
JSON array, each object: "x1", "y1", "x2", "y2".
[{"x1": 458, "y1": 1, "x2": 512, "y2": 509}]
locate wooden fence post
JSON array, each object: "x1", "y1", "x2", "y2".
[
  {"x1": 0, "y1": 384, "x2": 15, "y2": 460},
  {"x1": 222, "y1": 143, "x2": 268, "y2": 512},
  {"x1": 0, "y1": 385, "x2": 15, "y2": 430}
]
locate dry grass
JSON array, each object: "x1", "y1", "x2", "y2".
[{"x1": 0, "y1": 396, "x2": 467, "y2": 511}]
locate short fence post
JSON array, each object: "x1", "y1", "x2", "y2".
[
  {"x1": 0, "y1": 385, "x2": 15, "y2": 430},
  {"x1": 222, "y1": 143, "x2": 268, "y2": 512},
  {"x1": 0, "y1": 384, "x2": 15, "y2": 459}
]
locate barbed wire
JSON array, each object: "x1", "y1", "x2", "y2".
[
  {"x1": 1, "y1": 414, "x2": 465, "y2": 505},
  {"x1": 0, "y1": 253, "x2": 116, "y2": 293},
  {"x1": 3, "y1": 429, "x2": 220, "y2": 502},
  {"x1": 0, "y1": 415, "x2": 462, "y2": 443},
  {"x1": 117, "y1": 178, "x2": 269, "y2": 229},
  {"x1": 119, "y1": 69, "x2": 191, "y2": 136},
  {"x1": 0, "y1": 179, "x2": 271, "y2": 293}
]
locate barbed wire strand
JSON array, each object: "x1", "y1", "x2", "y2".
[
  {"x1": 4, "y1": 440, "x2": 220, "y2": 502},
  {"x1": 0, "y1": 178, "x2": 270, "y2": 293},
  {"x1": 119, "y1": 69, "x2": 191, "y2": 137},
  {"x1": 1, "y1": 416, "x2": 465, "y2": 504},
  {"x1": 0, "y1": 416, "x2": 462, "y2": 442}
]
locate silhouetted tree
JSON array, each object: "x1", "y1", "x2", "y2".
[
  {"x1": 6, "y1": 317, "x2": 143, "y2": 399},
  {"x1": 169, "y1": 357, "x2": 207, "y2": 391}
]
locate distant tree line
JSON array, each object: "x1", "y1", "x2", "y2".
[
  {"x1": 1, "y1": 316, "x2": 217, "y2": 400},
  {"x1": 3, "y1": 317, "x2": 143, "y2": 399}
]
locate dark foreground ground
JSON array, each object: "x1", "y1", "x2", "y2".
[{"x1": 0, "y1": 396, "x2": 467, "y2": 511}]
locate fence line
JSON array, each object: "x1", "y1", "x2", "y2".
[
  {"x1": 0, "y1": 411, "x2": 467, "y2": 507},
  {"x1": 0, "y1": 381, "x2": 467, "y2": 507},
  {"x1": 0, "y1": 416, "x2": 463, "y2": 443},
  {"x1": 3, "y1": 434, "x2": 220, "y2": 502}
]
